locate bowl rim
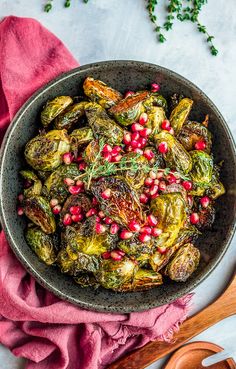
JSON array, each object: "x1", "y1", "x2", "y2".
[{"x1": 1, "y1": 60, "x2": 236, "y2": 313}]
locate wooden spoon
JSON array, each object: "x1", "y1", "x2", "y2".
[{"x1": 108, "y1": 271, "x2": 236, "y2": 369}]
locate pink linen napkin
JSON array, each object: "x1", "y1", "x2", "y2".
[{"x1": 0, "y1": 16, "x2": 193, "y2": 369}]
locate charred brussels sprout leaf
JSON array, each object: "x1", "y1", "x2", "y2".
[
  {"x1": 154, "y1": 131, "x2": 192, "y2": 174},
  {"x1": 54, "y1": 101, "x2": 87, "y2": 130},
  {"x1": 165, "y1": 243, "x2": 200, "y2": 282},
  {"x1": 70, "y1": 127, "x2": 94, "y2": 152},
  {"x1": 85, "y1": 102, "x2": 124, "y2": 145},
  {"x1": 122, "y1": 153, "x2": 149, "y2": 189},
  {"x1": 91, "y1": 176, "x2": 145, "y2": 227},
  {"x1": 83, "y1": 77, "x2": 122, "y2": 108},
  {"x1": 146, "y1": 106, "x2": 166, "y2": 136},
  {"x1": 20, "y1": 170, "x2": 42, "y2": 197},
  {"x1": 25, "y1": 226, "x2": 57, "y2": 265},
  {"x1": 197, "y1": 204, "x2": 216, "y2": 230},
  {"x1": 109, "y1": 91, "x2": 149, "y2": 126},
  {"x1": 190, "y1": 150, "x2": 213, "y2": 185},
  {"x1": 120, "y1": 269, "x2": 163, "y2": 291},
  {"x1": 24, "y1": 130, "x2": 70, "y2": 171},
  {"x1": 41, "y1": 96, "x2": 73, "y2": 127},
  {"x1": 169, "y1": 98, "x2": 193, "y2": 134},
  {"x1": 23, "y1": 196, "x2": 56, "y2": 234},
  {"x1": 83, "y1": 140, "x2": 100, "y2": 164},
  {"x1": 178, "y1": 121, "x2": 212, "y2": 153}
]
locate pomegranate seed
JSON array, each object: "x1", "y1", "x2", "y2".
[
  {"x1": 62, "y1": 152, "x2": 73, "y2": 165},
  {"x1": 149, "y1": 184, "x2": 159, "y2": 196},
  {"x1": 117, "y1": 249, "x2": 125, "y2": 256},
  {"x1": 147, "y1": 214, "x2": 158, "y2": 226},
  {"x1": 138, "y1": 137, "x2": 147, "y2": 148},
  {"x1": 111, "y1": 146, "x2": 122, "y2": 156},
  {"x1": 17, "y1": 206, "x2": 24, "y2": 216},
  {"x1": 102, "y1": 144, "x2": 112, "y2": 153},
  {"x1": 149, "y1": 170, "x2": 157, "y2": 180},
  {"x1": 70, "y1": 206, "x2": 82, "y2": 215},
  {"x1": 143, "y1": 148, "x2": 155, "y2": 160},
  {"x1": 133, "y1": 148, "x2": 143, "y2": 155},
  {"x1": 161, "y1": 120, "x2": 171, "y2": 130},
  {"x1": 151, "y1": 83, "x2": 160, "y2": 92},
  {"x1": 130, "y1": 140, "x2": 139, "y2": 149},
  {"x1": 111, "y1": 250, "x2": 123, "y2": 261},
  {"x1": 158, "y1": 141, "x2": 168, "y2": 154},
  {"x1": 182, "y1": 180, "x2": 193, "y2": 191},
  {"x1": 157, "y1": 172, "x2": 164, "y2": 179},
  {"x1": 125, "y1": 145, "x2": 133, "y2": 152},
  {"x1": 18, "y1": 194, "x2": 24, "y2": 202},
  {"x1": 75, "y1": 155, "x2": 83, "y2": 163},
  {"x1": 140, "y1": 193, "x2": 149, "y2": 204},
  {"x1": 69, "y1": 185, "x2": 83, "y2": 195},
  {"x1": 72, "y1": 214, "x2": 83, "y2": 222},
  {"x1": 95, "y1": 216, "x2": 101, "y2": 222},
  {"x1": 190, "y1": 212, "x2": 200, "y2": 224},
  {"x1": 131, "y1": 123, "x2": 143, "y2": 132},
  {"x1": 150, "y1": 192, "x2": 159, "y2": 199},
  {"x1": 139, "y1": 112, "x2": 148, "y2": 125},
  {"x1": 79, "y1": 161, "x2": 87, "y2": 171},
  {"x1": 144, "y1": 177, "x2": 154, "y2": 187},
  {"x1": 110, "y1": 223, "x2": 120, "y2": 234},
  {"x1": 143, "y1": 187, "x2": 150, "y2": 195},
  {"x1": 166, "y1": 174, "x2": 177, "y2": 184},
  {"x1": 168, "y1": 127, "x2": 175, "y2": 135},
  {"x1": 102, "y1": 251, "x2": 111, "y2": 259},
  {"x1": 140, "y1": 226, "x2": 152, "y2": 235},
  {"x1": 124, "y1": 90, "x2": 134, "y2": 98},
  {"x1": 123, "y1": 132, "x2": 132, "y2": 145},
  {"x1": 159, "y1": 181, "x2": 167, "y2": 191},
  {"x1": 103, "y1": 152, "x2": 112, "y2": 162},
  {"x1": 92, "y1": 197, "x2": 99, "y2": 205},
  {"x1": 119, "y1": 230, "x2": 133, "y2": 240},
  {"x1": 86, "y1": 208, "x2": 97, "y2": 217},
  {"x1": 64, "y1": 177, "x2": 75, "y2": 186},
  {"x1": 158, "y1": 246, "x2": 167, "y2": 254},
  {"x1": 111, "y1": 154, "x2": 122, "y2": 162},
  {"x1": 104, "y1": 217, "x2": 113, "y2": 225},
  {"x1": 154, "y1": 179, "x2": 159, "y2": 185},
  {"x1": 140, "y1": 128, "x2": 152, "y2": 137},
  {"x1": 195, "y1": 140, "x2": 206, "y2": 150},
  {"x1": 98, "y1": 210, "x2": 105, "y2": 218},
  {"x1": 52, "y1": 205, "x2": 61, "y2": 215},
  {"x1": 50, "y1": 198, "x2": 59, "y2": 208},
  {"x1": 63, "y1": 213, "x2": 72, "y2": 226},
  {"x1": 101, "y1": 188, "x2": 111, "y2": 199},
  {"x1": 128, "y1": 220, "x2": 141, "y2": 232},
  {"x1": 152, "y1": 228, "x2": 162, "y2": 237},
  {"x1": 95, "y1": 223, "x2": 106, "y2": 234},
  {"x1": 187, "y1": 195, "x2": 193, "y2": 207},
  {"x1": 139, "y1": 233, "x2": 151, "y2": 243},
  {"x1": 200, "y1": 196, "x2": 210, "y2": 208},
  {"x1": 131, "y1": 132, "x2": 140, "y2": 141}
]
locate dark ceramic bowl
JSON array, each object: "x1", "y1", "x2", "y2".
[{"x1": 0, "y1": 61, "x2": 236, "y2": 313}]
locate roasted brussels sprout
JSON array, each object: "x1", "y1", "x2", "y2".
[
  {"x1": 178, "y1": 121, "x2": 212, "y2": 153},
  {"x1": 91, "y1": 176, "x2": 145, "y2": 227},
  {"x1": 57, "y1": 248, "x2": 99, "y2": 276},
  {"x1": 74, "y1": 273, "x2": 99, "y2": 288},
  {"x1": 143, "y1": 93, "x2": 167, "y2": 111},
  {"x1": 197, "y1": 204, "x2": 216, "y2": 230},
  {"x1": 24, "y1": 130, "x2": 70, "y2": 171},
  {"x1": 154, "y1": 131, "x2": 192, "y2": 174},
  {"x1": 122, "y1": 153, "x2": 149, "y2": 189},
  {"x1": 60, "y1": 194, "x2": 92, "y2": 222},
  {"x1": 190, "y1": 150, "x2": 213, "y2": 185},
  {"x1": 206, "y1": 167, "x2": 225, "y2": 199},
  {"x1": 83, "y1": 77, "x2": 122, "y2": 108},
  {"x1": 54, "y1": 101, "x2": 87, "y2": 130},
  {"x1": 23, "y1": 196, "x2": 56, "y2": 234},
  {"x1": 85, "y1": 102, "x2": 124, "y2": 145},
  {"x1": 20, "y1": 170, "x2": 42, "y2": 198},
  {"x1": 41, "y1": 96, "x2": 73, "y2": 127},
  {"x1": 118, "y1": 236, "x2": 155, "y2": 267},
  {"x1": 70, "y1": 127, "x2": 94, "y2": 152},
  {"x1": 169, "y1": 98, "x2": 193, "y2": 134},
  {"x1": 165, "y1": 243, "x2": 200, "y2": 282},
  {"x1": 25, "y1": 225, "x2": 57, "y2": 265},
  {"x1": 163, "y1": 182, "x2": 188, "y2": 203},
  {"x1": 120, "y1": 269, "x2": 163, "y2": 291},
  {"x1": 95, "y1": 257, "x2": 137, "y2": 291},
  {"x1": 146, "y1": 106, "x2": 166, "y2": 136},
  {"x1": 109, "y1": 91, "x2": 149, "y2": 126},
  {"x1": 83, "y1": 140, "x2": 100, "y2": 164}
]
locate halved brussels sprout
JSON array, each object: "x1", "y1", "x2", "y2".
[
  {"x1": 120, "y1": 269, "x2": 163, "y2": 291},
  {"x1": 70, "y1": 127, "x2": 94, "y2": 152},
  {"x1": 24, "y1": 130, "x2": 70, "y2": 171},
  {"x1": 143, "y1": 93, "x2": 167, "y2": 112},
  {"x1": 95, "y1": 257, "x2": 137, "y2": 291},
  {"x1": 146, "y1": 106, "x2": 166, "y2": 136},
  {"x1": 83, "y1": 140, "x2": 100, "y2": 164},
  {"x1": 91, "y1": 176, "x2": 145, "y2": 227},
  {"x1": 122, "y1": 153, "x2": 149, "y2": 189},
  {"x1": 206, "y1": 166, "x2": 225, "y2": 199},
  {"x1": 165, "y1": 243, "x2": 200, "y2": 282},
  {"x1": 163, "y1": 182, "x2": 188, "y2": 203},
  {"x1": 20, "y1": 170, "x2": 42, "y2": 198},
  {"x1": 169, "y1": 98, "x2": 193, "y2": 134},
  {"x1": 41, "y1": 96, "x2": 73, "y2": 127},
  {"x1": 85, "y1": 102, "x2": 124, "y2": 145},
  {"x1": 54, "y1": 101, "x2": 87, "y2": 130},
  {"x1": 190, "y1": 150, "x2": 213, "y2": 185},
  {"x1": 60, "y1": 194, "x2": 92, "y2": 223},
  {"x1": 109, "y1": 91, "x2": 149, "y2": 126},
  {"x1": 57, "y1": 249, "x2": 99, "y2": 276},
  {"x1": 178, "y1": 121, "x2": 212, "y2": 153},
  {"x1": 83, "y1": 77, "x2": 122, "y2": 108},
  {"x1": 23, "y1": 196, "x2": 56, "y2": 234},
  {"x1": 154, "y1": 131, "x2": 192, "y2": 174},
  {"x1": 25, "y1": 225, "x2": 57, "y2": 265}
]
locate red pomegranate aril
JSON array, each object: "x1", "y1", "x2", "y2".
[
  {"x1": 52, "y1": 205, "x2": 61, "y2": 215},
  {"x1": 159, "y1": 181, "x2": 167, "y2": 191},
  {"x1": 133, "y1": 148, "x2": 143, "y2": 155},
  {"x1": 95, "y1": 223, "x2": 106, "y2": 234},
  {"x1": 152, "y1": 227, "x2": 162, "y2": 237},
  {"x1": 150, "y1": 192, "x2": 159, "y2": 199},
  {"x1": 158, "y1": 246, "x2": 167, "y2": 254},
  {"x1": 151, "y1": 83, "x2": 160, "y2": 92},
  {"x1": 131, "y1": 123, "x2": 143, "y2": 132},
  {"x1": 123, "y1": 132, "x2": 132, "y2": 145},
  {"x1": 166, "y1": 173, "x2": 177, "y2": 184},
  {"x1": 111, "y1": 146, "x2": 122, "y2": 156},
  {"x1": 168, "y1": 127, "x2": 175, "y2": 135},
  {"x1": 62, "y1": 152, "x2": 73, "y2": 165},
  {"x1": 124, "y1": 90, "x2": 134, "y2": 98},
  {"x1": 70, "y1": 206, "x2": 82, "y2": 215},
  {"x1": 86, "y1": 208, "x2": 97, "y2": 217},
  {"x1": 140, "y1": 193, "x2": 149, "y2": 204},
  {"x1": 195, "y1": 140, "x2": 206, "y2": 150},
  {"x1": 149, "y1": 170, "x2": 157, "y2": 180},
  {"x1": 103, "y1": 152, "x2": 112, "y2": 162},
  {"x1": 140, "y1": 226, "x2": 152, "y2": 235},
  {"x1": 182, "y1": 180, "x2": 193, "y2": 191},
  {"x1": 138, "y1": 137, "x2": 147, "y2": 148},
  {"x1": 158, "y1": 141, "x2": 168, "y2": 154},
  {"x1": 143, "y1": 148, "x2": 155, "y2": 161},
  {"x1": 131, "y1": 132, "x2": 140, "y2": 141},
  {"x1": 17, "y1": 207, "x2": 24, "y2": 216},
  {"x1": 154, "y1": 179, "x2": 159, "y2": 185},
  {"x1": 130, "y1": 140, "x2": 139, "y2": 149},
  {"x1": 75, "y1": 155, "x2": 83, "y2": 163},
  {"x1": 76, "y1": 180, "x2": 84, "y2": 187},
  {"x1": 69, "y1": 185, "x2": 83, "y2": 195},
  {"x1": 104, "y1": 217, "x2": 113, "y2": 225},
  {"x1": 102, "y1": 251, "x2": 111, "y2": 259},
  {"x1": 50, "y1": 198, "x2": 59, "y2": 208},
  {"x1": 139, "y1": 112, "x2": 148, "y2": 125},
  {"x1": 98, "y1": 210, "x2": 105, "y2": 218},
  {"x1": 102, "y1": 144, "x2": 112, "y2": 153},
  {"x1": 190, "y1": 212, "x2": 200, "y2": 224},
  {"x1": 125, "y1": 145, "x2": 133, "y2": 152},
  {"x1": 101, "y1": 188, "x2": 111, "y2": 199},
  {"x1": 110, "y1": 250, "x2": 123, "y2": 261},
  {"x1": 64, "y1": 177, "x2": 75, "y2": 186},
  {"x1": 119, "y1": 230, "x2": 133, "y2": 240},
  {"x1": 110, "y1": 223, "x2": 120, "y2": 235},
  {"x1": 72, "y1": 214, "x2": 83, "y2": 222},
  {"x1": 140, "y1": 128, "x2": 152, "y2": 137},
  {"x1": 143, "y1": 187, "x2": 150, "y2": 195},
  {"x1": 139, "y1": 233, "x2": 151, "y2": 243},
  {"x1": 161, "y1": 120, "x2": 170, "y2": 130},
  {"x1": 92, "y1": 197, "x2": 99, "y2": 206},
  {"x1": 63, "y1": 213, "x2": 72, "y2": 226},
  {"x1": 144, "y1": 177, "x2": 153, "y2": 187},
  {"x1": 111, "y1": 154, "x2": 122, "y2": 162},
  {"x1": 79, "y1": 161, "x2": 87, "y2": 171},
  {"x1": 128, "y1": 220, "x2": 141, "y2": 232},
  {"x1": 147, "y1": 214, "x2": 158, "y2": 226},
  {"x1": 117, "y1": 249, "x2": 125, "y2": 256},
  {"x1": 18, "y1": 193, "x2": 24, "y2": 202},
  {"x1": 149, "y1": 184, "x2": 159, "y2": 196},
  {"x1": 157, "y1": 171, "x2": 164, "y2": 179},
  {"x1": 187, "y1": 195, "x2": 193, "y2": 207},
  {"x1": 200, "y1": 196, "x2": 210, "y2": 208},
  {"x1": 95, "y1": 216, "x2": 101, "y2": 222}
]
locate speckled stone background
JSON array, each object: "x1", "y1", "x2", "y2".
[{"x1": 0, "y1": 0, "x2": 236, "y2": 368}]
